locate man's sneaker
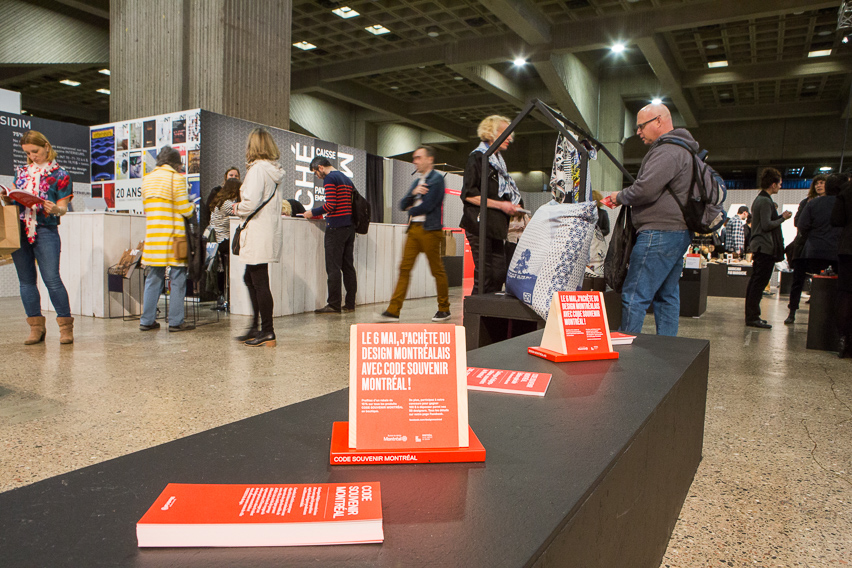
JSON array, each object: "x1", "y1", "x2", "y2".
[
  {"x1": 168, "y1": 322, "x2": 196, "y2": 332},
  {"x1": 381, "y1": 310, "x2": 400, "y2": 320},
  {"x1": 139, "y1": 321, "x2": 161, "y2": 331},
  {"x1": 432, "y1": 311, "x2": 452, "y2": 322},
  {"x1": 315, "y1": 305, "x2": 341, "y2": 314},
  {"x1": 342, "y1": 305, "x2": 355, "y2": 313}
]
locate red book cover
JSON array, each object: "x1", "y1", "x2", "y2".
[
  {"x1": 1, "y1": 185, "x2": 44, "y2": 209},
  {"x1": 466, "y1": 366, "x2": 551, "y2": 397},
  {"x1": 137, "y1": 482, "x2": 383, "y2": 547},
  {"x1": 610, "y1": 332, "x2": 636, "y2": 345},
  {"x1": 350, "y1": 324, "x2": 468, "y2": 450}
]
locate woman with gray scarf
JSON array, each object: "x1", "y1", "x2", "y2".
[{"x1": 459, "y1": 115, "x2": 520, "y2": 294}]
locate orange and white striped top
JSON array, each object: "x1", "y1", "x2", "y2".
[{"x1": 141, "y1": 165, "x2": 193, "y2": 267}]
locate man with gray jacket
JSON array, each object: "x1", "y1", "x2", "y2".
[{"x1": 603, "y1": 103, "x2": 694, "y2": 336}]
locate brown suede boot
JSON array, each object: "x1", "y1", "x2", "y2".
[
  {"x1": 57, "y1": 316, "x2": 74, "y2": 344},
  {"x1": 25, "y1": 316, "x2": 46, "y2": 345}
]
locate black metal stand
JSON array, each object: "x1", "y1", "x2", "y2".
[{"x1": 475, "y1": 99, "x2": 636, "y2": 294}]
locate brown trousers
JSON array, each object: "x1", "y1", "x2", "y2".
[{"x1": 386, "y1": 223, "x2": 450, "y2": 315}]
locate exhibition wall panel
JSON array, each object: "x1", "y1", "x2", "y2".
[
  {"x1": 201, "y1": 111, "x2": 367, "y2": 214},
  {"x1": 388, "y1": 158, "x2": 463, "y2": 229}
]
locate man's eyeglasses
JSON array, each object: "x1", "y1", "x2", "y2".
[{"x1": 635, "y1": 115, "x2": 660, "y2": 132}]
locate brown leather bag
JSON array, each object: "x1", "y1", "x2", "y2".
[{"x1": 172, "y1": 236, "x2": 187, "y2": 260}]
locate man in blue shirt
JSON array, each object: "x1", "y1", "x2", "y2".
[{"x1": 382, "y1": 146, "x2": 451, "y2": 322}]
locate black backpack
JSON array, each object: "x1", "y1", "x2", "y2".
[
  {"x1": 658, "y1": 138, "x2": 727, "y2": 234},
  {"x1": 351, "y1": 187, "x2": 371, "y2": 235}
]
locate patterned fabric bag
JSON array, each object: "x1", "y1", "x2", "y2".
[{"x1": 505, "y1": 200, "x2": 597, "y2": 319}]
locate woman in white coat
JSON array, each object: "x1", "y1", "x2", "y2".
[{"x1": 233, "y1": 128, "x2": 284, "y2": 346}]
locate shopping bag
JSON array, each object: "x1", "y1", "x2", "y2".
[
  {"x1": 505, "y1": 200, "x2": 597, "y2": 320},
  {"x1": 604, "y1": 205, "x2": 636, "y2": 294},
  {"x1": 0, "y1": 205, "x2": 21, "y2": 255}
]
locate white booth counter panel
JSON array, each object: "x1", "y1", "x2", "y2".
[
  {"x1": 229, "y1": 217, "x2": 438, "y2": 317},
  {"x1": 37, "y1": 212, "x2": 147, "y2": 318}
]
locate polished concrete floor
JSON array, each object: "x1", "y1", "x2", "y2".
[{"x1": 0, "y1": 286, "x2": 849, "y2": 566}]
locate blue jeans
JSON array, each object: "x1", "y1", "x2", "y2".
[
  {"x1": 141, "y1": 266, "x2": 187, "y2": 327},
  {"x1": 620, "y1": 229, "x2": 691, "y2": 336},
  {"x1": 11, "y1": 224, "x2": 71, "y2": 318}
]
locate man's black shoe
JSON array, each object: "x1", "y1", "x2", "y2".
[
  {"x1": 169, "y1": 322, "x2": 195, "y2": 332},
  {"x1": 245, "y1": 332, "x2": 276, "y2": 347},
  {"x1": 746, "y1": 320, "x2": 772, "y2": 329},
  {"x1": 432, "y1": 311, "x2": 452, "y2": 322},
  {"x1": 139, "y1": 322, "x2": 161, "y2": 331},
  {"x1": 315, "y1": 305, "x2": 341, "y2": 314},
  {"x1": 381, "y1": 310, "x2": 400, "y2": 320},
  {"x1": 342, "y1": 305, "x2": 355, "y2": 313}
]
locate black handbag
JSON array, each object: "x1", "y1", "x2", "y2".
[
  {"x1": 231, "y1": 181, "x2": 279, "y2": 256},
  {"x1": 604, "y1": 205, "x2": 637, "y2": 294}
]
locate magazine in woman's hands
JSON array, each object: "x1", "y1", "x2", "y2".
[{"x1": 0, "y1": 184, "x2": 45, "y2": 208}]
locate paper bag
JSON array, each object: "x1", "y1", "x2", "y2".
[{"x1": 0, "y1": 205, "x2": 21, "y2": 255}]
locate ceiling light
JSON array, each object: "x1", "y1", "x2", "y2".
[
  {"x1": 453, "y1": 76, "x2": 464, "y2": 81},
  {"x1": 808, "y1": 49, "x2": 832, "y2": 57},
  {"x1": 720, "y1": 92, "x2": 731, "y2": 98},
  {"x1": 805, "y1": 85, "x2": 817, "y2": 89},
  {"x1": 817, "y1": 30, "x2": 832, "y2": 36},
  {"x1": 390, "y1": 86, "x2": 399, "y2": 90},
  {"x1": 60, "y1": 79, "x2": 81, "y2": 86},
  {"x1": 819, "y1": 166, "x2": 833, "y2": 172},
  {"x1": 707, "y1": 60, "x2": 728, "y2": 68},
  {"x1": 365, "y1": 24, "x2": 391, "y2": 36},
  {"x1": 651, "y1": 97, "x2": 663, "y2": 105},
  {"x1": 21, "y1": 110, "x2": 27, "y2": 114},
  {"x1": 513, "y1": 58, "x2": 526, "y2": 66},
  {"x1": 611, "y1": 43, "x2": 626, "y2": 53},
  {"x1": 96, "y1": 88, "x2": 110, "y2": 95},
  {"x1": 293, "y1": 41, "x2": 317, "y2": 50},
  {"x1": 844, "y1": 36, "x2": 849, "y2": 44},
  {"x1": 98, "y1": 69, "x2": 110, "y2": 76},
  {"x1": 705, "y1": 43, "x2": 719, "y2": 50},
  {"x1": 332, "y1": 6, "x2": 359, "y2": 18},
  {"x1": 426, "y1": 26, "x2": 440, "y2": 38}
]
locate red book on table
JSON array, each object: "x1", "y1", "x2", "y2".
[
  {"x1": 466, "y1": 366, "x2": 552, "y2": 397},
  {"x1": 137, "y1": 482, "x2": 383, "y2": 547}
]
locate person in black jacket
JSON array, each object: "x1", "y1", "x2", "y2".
[
  {"x1": 460, "y1": 115, "x2": 520, "y2": 294},
  {"x1": 831, "y1": 176, "x2": 852, "y2": 357},
  {"x1": 744, "y1": 168, "x2": 792, "y2": 329}
]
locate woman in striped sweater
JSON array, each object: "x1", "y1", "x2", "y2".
[{"x1": 139, "y1": 146, "x2": 195, "y2": 332}]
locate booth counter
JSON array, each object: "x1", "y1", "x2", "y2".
[
  {"x1": 35, "y1": 214, "x2": 438, "y2": 319},
  {"x1": 37, "y1": 212, "x2": 146, "y2": 318},
  {"x1": 229, "y1": 217, "x2": 437, "y2": 317}
]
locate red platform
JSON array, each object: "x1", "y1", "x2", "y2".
[
  {"x1": 527, "y1": 346, "x2": 619, "y2": 362},
  {"x1": 329, "y1": 422, "x2": 486, "y2": 465}
]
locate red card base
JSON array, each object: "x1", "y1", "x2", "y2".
[
  {"x1": 329, "y1": 422, "x2": 486, "y2": 466},
  {"x1": 527, "y1": 346, "x2": 620, "y2": 362}
]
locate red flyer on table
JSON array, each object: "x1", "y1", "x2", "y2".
[
  {"x1": 137, "y1": 482, "x2": 383, "y2": 547},
  {"x1": 528, "y1": 291, "x2": 618, "y2": 362},
  {"x1": 0, "y1": 185, "x2": 44, "y2": 209},
  {"x1": 349, "y1": 324, "x2": 468, "y2": 450},
  {"x1": 466, "y1": 367, "x2": 552, "y2": 397}
]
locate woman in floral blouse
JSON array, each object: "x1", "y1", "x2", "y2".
[{"x1": 0, "y1": 130, "x2": 74, "y2": 345}]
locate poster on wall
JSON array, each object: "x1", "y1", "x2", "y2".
[
  {"x1": 90, "y1": 109, "x2": 202, "y2": 215},
  {"x1": 91, "y1": 126, "x2": 115, "y2": 182}
]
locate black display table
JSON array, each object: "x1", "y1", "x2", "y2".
[
  {"x1": 0, "y1": 332, "x2": 708, "y2": 568},
  {"x1": 679, "y1": 267, "x2": 708, "y2": 317},
  {"x1": 463, "y1": 290, "x2": 623, "y2": 349},
  {"x1": 707, "y1": 262, "x2": 752, "y2": 297},
  {"x1": 806, "y1": 275, "x2": 841, "y2": 352}
]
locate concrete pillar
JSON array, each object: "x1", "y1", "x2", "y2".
[
  {"x1": 111, "y1": 0, "x2": 291, "y2": 128},
  {"x1": 596, "y1": 76, "x2": 628, "y2": 196}
]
